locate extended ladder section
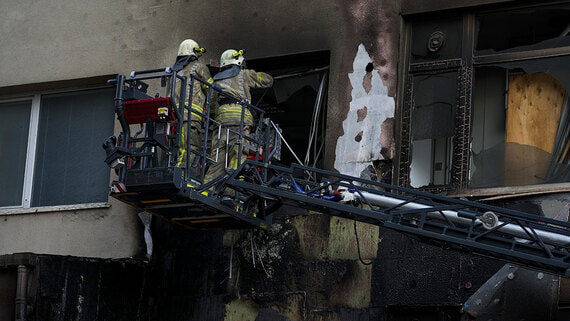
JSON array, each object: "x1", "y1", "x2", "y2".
[
  {"x1": 104, "y1": 68, "x2": 570, "y2": 276},
  {"x1": 222, "y1": 161, "x2": 570, "y2": 276}
]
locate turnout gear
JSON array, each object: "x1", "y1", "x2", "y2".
[
  {"x1": 204, "y1": 125, "x2": 252, "y2": 191},
  {"x1": 171, "y1": 39, "x2": 213, "y2": 176},
  {"x1": 204, "y1": 50, "x2": 273, "y2": 186}
]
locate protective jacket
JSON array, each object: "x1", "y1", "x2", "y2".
[
  {"x1": 174, "y1": 58, "x2": 213, "y2": 122},
  {"x1": 171, "y1": 57, "x2": 212, "y2": 170},
  {"x1": 204, "y1": 67, "x2": 273, "y2": 185},
  {"x1": 213, "y1": 66, "x2": 273, "y2": 126}
]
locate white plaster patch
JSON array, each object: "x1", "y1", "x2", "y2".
[{"x1": 334, "y1": 44, "x2": 395, "y2": 178}]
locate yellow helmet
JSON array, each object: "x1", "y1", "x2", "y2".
[
  {"x1": 177, "y1": 39, "x2": 206, "y2": 57},
  {"x1": 220, "y1": 49, "x2": 245, "y2": 68}
]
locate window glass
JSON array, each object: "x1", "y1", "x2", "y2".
[
  {"x1": 475, "y1": 4, "x2": 570, "y2": 55},
  {"x1": 32, "y1": 89, "x2": 114, "y2": 206},
  {"x1": 410, "y1": 72, "x2": 457, "y2": 187},
  {"x1": 0, "y1": 101, "x2": 31, "y2": 206}
]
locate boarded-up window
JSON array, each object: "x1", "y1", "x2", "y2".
[
  {"x1": 470, "y1": 64, "x2": 570, "y2": 188},
  {"x1": 401, "y1": 3, "x2": 570, "y2": 190}
]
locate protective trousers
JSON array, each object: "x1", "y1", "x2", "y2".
[
  {"x1": 176, "y1": 108, "x2": 203, "y2": 174},
  {"x1": 204, "y1": 125, "x2": 251, "y2": 195}
]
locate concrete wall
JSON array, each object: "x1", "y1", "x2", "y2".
[
  {"x1": 0, "y1": 0, "x2": 400, "y2": 170},
  {"x1": 0, "y1": 199, "x2": 142, "y2": 258}
]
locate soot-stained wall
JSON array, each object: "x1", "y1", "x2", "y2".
[
  {"x1": 146, "y1": 204, "x2": 503, "y2": 321},
  {"x1": 12, "y1": 255, "x2": 148, "y2": 321},
  {"x1": 5, "y1": 0, "x2": 562, "y2": 320},
  {"x1": 0, "y1": 0, "x2": 401, "y2": 177}
]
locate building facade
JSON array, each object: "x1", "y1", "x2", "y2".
[{"x1": 0, "y1": 0, "x2": 569, "y2": 320}]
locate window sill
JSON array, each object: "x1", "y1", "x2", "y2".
[
  {"x1": 449, "y1": 183, "x2": 570, "y2": 201},
  {"x1": 0, "y1": 203, "x2": 111, "y2": 216}
]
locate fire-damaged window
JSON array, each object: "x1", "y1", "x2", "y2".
[
  {"x1": 0, "y1": 88, "x2": 115, "y2": 208},
  {"x1": 400, "y1": 3, "x2": 570, "y2": 191},
  {"x1": 246, "y1": 51, "x2": 330, "y2": 167},
  {"x1": 470, "y1": 4, "x2": 570, "y2": 188},
  {"x1": 471, "y1": 63, "x2": 569, "y2": 188},
  {"x1": 401, "y1": 15, "x2": 466, "y2": 190},
  {"x1": 409, "y1": 71, "x2": 457, "y2": 187}
]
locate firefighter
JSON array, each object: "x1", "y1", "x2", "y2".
[
  {"x1": 171, "y1": 39, "x2": 213, "y2": 177},
  {"x1": 204, "y1": 49, "x2": 273, "y2": 193}
]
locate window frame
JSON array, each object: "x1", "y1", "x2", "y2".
[
  {"x1": 0, "y1": 85, "x2": 113, "y2": 213},
  {"x1": 398, "y1": 2, "x2": 570, "y2": 195}
]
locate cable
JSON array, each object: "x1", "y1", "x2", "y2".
[
  {"x1": 304, "y1": 72, "x2": 328, "y2": 168},
  {"x1": 270, "y1": 121, "x2": 304, "y2": 165},
  {"x1": 354, "y1": 220, "x2": 373, "y2": 266},
  {"x1": 271, "y1": 121, "x2": 316, "y2": 181}
]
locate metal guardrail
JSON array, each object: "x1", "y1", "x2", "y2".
[{"x1": 108, "y1": 68, "x2": 279, "y2": 189}]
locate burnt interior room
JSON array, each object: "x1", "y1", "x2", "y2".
[
  {"x1": 404, "y1": 4, "x2": 570, "y2": 190},
  {"x1": 224, "y1": 51, "x2": 330, "y2": 167}
]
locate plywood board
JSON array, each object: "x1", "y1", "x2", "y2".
[{"x1": 506, "y1": 73, "x2": 567, "y2": 153}]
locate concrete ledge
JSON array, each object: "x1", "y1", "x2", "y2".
[{"x1": 0, "y1": 203, "x2": 111, "y2": 216}]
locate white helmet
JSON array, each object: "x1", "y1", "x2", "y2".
[
  {"x1": 177, "y1": 39, "x2": 205, "y2": 57},
  {"x1": 220, "y1": 49, "x2": 245, "y2": 68}
]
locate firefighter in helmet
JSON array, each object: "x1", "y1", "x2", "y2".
[
  {"x1": 204, "y1": 49, "x2": 273, "y2": 190},
  {"x1": 172, "y1": 39, "x2": 213, "y2": 177}
]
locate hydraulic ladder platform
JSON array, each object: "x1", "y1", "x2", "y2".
[{"x1": 103, "y1": 68, "x2": 570, "y2": 276}]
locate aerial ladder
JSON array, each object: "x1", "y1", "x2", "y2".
[{"x1": 103, "y1": 67, "x2": 570, "y2": 277}]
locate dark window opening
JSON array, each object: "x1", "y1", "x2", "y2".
[
  {"x1": 410, "y1": 71, "x2": 458, "y2": 188},
  {"x1": 475, "y1": 4, "x2": 570, "y2": 54},
  {"x1": 246, "y1": 51, "x2": 330, "y2": 167}
]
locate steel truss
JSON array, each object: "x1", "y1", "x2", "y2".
[{"x1": 221, "y1": 161, "x2": 570, "y2": 276}]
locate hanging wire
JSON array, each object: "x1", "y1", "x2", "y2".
[
  {"x1": 354, "y1": 220, "x2": 373, "y2": 266},
  {"x1": 270, "y1": 121, "x2": 316, "y2": 182},
  {"x1": 304, "y1": 71, "x2": 328, "y2": 168},
  {"x1": 271, "y1": 121, "x2": 304, "y2": 165},
  {"x1": 253, "y1": 237, "x2": 270, "y2": 278}
]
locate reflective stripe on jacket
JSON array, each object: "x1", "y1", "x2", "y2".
[
  {"x1": 172, "y1": 60, "x2": 212, "y2": 122},
  {"x1": 213, "y1": 69, "x2": 273, "y2": 126}
]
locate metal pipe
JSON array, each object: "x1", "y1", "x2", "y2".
[
  {"x1": 15, "y1": 265, "x2": 29, "y2": 321},
  {"x1": 351, "y1": 191, "x2": 570, "y2": 247}
]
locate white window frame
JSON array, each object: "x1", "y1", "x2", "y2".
[
  {"x1": 21, "y1": 94, "x2": 40, "y2": 208},
  {"x1": 0, "y1": 88, "x2": 112, "y2": 214}
]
